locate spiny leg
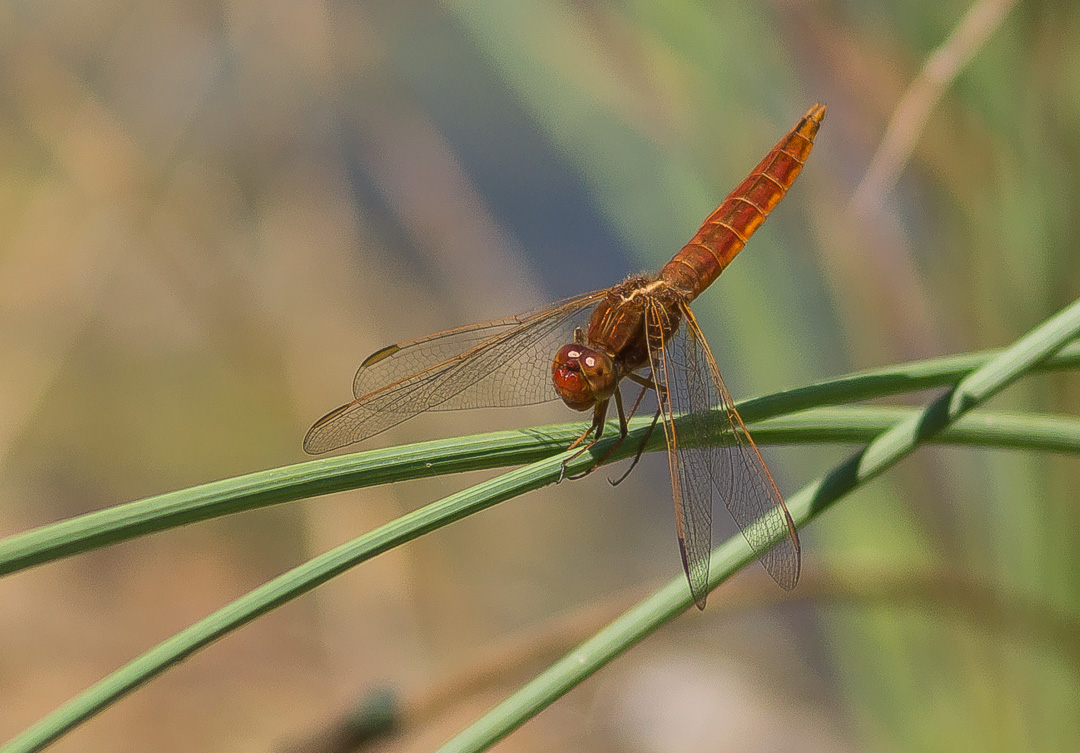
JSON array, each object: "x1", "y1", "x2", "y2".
[
  {"x1": 609, "y1": 371, "x2": 666, "y2": 486},
  {"x1": 559, "y1": 399, "x2": 608, "y2": 482},
  {"x1": 560, "y1": 369, "x2": 667, "y2": 483},
  {"x1": 569, "y1": 388, "x2": 632, "y2": 480},
  {"x1": 609, "y1": 404, "x2": 661, "y2": 486},
  {"x1": 623, "y1": 372, "x2": 652, "y2": 417}
]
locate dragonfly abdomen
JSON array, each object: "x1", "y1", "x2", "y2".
[{"x1": 659, "y1": 104, "x2": 826, "y2": 300}]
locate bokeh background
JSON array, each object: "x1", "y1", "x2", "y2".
[{"x1": 2, "y1": 0, "x2": 1078, "y2": 751}]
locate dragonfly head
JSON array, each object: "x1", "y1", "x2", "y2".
[{"x1": 552, "y1": 344, "x2": 616, "y2": 411}]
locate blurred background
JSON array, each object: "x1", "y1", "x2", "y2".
[{"x1": 1, "y1": 0, "x2": 1078, "y2": 751}]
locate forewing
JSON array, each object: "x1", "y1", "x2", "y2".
[
  {"x1": 304, "y1": 292, "x2": 605, "y2": 453},
  {"x1": 354, "y1": 318, "x2": 531, "y2": 399},
  {"x1": 679, "y1": 304, "x2": 800, "y2": 591}
]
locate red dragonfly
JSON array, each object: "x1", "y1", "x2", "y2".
[{"x1": 306, "y1": 104, "x2": 825, "y2": 608}]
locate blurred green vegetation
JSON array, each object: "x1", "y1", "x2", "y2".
[{"x1": 0, "y1": 1, "x2": 1077, "y2": 751}]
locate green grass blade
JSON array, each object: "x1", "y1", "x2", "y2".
[
  {"x1": 3, "y1": 321, "x2": 1078, "y2": 751},
  {"x1": 0, "y1": 429, "x2": 571, "y2": 577},
  {"x1": 752, "y1": 406, "x2": 1080, "y2": 454},
  {"x1": 6, "y1": 407, "x2": 1078, "y2": 753},
  {"x1": 435, "y1": 297, "x2": 1080, "y2": 753},
  {"x1": 0, "y1": 447, "x2": 591, "y2": 753},
  {"x1": 6, "y1": 404, "x2": 1079, "y2": 752},
  {"x1": 2, "y1": 342, "x2": 1077, "y2": 577}
]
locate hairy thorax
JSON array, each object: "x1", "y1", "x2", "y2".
[{"x1": 586, "y1": 275, "x2": 686, "y2": 376}]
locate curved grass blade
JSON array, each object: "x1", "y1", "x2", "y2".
[
  {"x1": 8, "y1": 410, "x2": 1080, "y2": 751},
  {"x1": 0, "y1": 447, "x2": 595, "y2": 753},
  {"x1": 2, "y1": 342, "x2": 1077, "y2": 578},
  {"x1": 4, "y1": 408, "x2": 1080, "y2": 752},
  {"x1": 435, "y1": 297, "x2": 1080, "y2": 753}
]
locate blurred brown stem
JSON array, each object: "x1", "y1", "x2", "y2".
[
  {"x1": 849, "y1": 0, "x2": 1018, "y2": 216},
  {"x1": 281, "y1": 558, "x2": 1080, "y2": 752}
]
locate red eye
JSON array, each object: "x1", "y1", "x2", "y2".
[
  {"x1": 552, "y1": 345, "x2": 595, "y2": 410},
  {"x1": 551, "y1": 343, "x2": 615, "y2": 410}
]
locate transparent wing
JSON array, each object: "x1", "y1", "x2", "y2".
[
  {"x1": 304, "y1": 291, "x2": 606, "y2": 453},
  {"x1": 647, "y1": 301, "x2": 800, "y2": 608},
  {"x1": 351, "y1": 309, "x2": 561, "y2": 400},
  {"x1": 646, "y1": 303, "x2": 714, "y2": 609}
]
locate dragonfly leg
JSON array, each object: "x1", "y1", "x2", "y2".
[
  {"x1": 622, "y1": 369, "x2": 669, "y2": 417},
  {"x1": 609, "y1": 404, "x2": 661, "y2": 486},
  {"x1": 561, "y1": 369, "x2": 668, "y2": 483},
  {"x1": 559, "y1": 400, "x2": 608, "y2": 482},
  {"x1": 609, "y1": 371, "x2": 665, "y2": 486},
  {"x1": 625, "y1": 371, "x2": 654, "y2": 390},
  {"x1": 569, "y1": 388, "x2": 631, "y2": 480}
]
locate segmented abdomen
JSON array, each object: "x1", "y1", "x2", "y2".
[{"x1": 660, "y1": 104, "x2": 826, "y2": 300}]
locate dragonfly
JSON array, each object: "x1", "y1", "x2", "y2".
[{"x1": 305, "y1": 104, "x2": 826, "y2": 609}]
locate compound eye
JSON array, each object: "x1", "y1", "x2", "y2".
[
  {"x1": 552, "y1": 345, "x2": 593, "y2": 410},
  {"x1": 577, "y1": 347, "x2": 614, "y2": 384},
  {"x1": 551, "y1": 344, "x2": 615, "y2": 411}
]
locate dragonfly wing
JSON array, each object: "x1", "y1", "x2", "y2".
[
  {"x1": 646, "y1": 304, "x2": 714, "y2": 609},
  {"x1": 304, "y1": 291, "x2": 606, "y2": 453},
  {"x1": 678, "y1": 303, "x2": 800, "y2": 592},
  {"x1": 354, "y1": 319, "x2": 524, "y2": 399}
]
